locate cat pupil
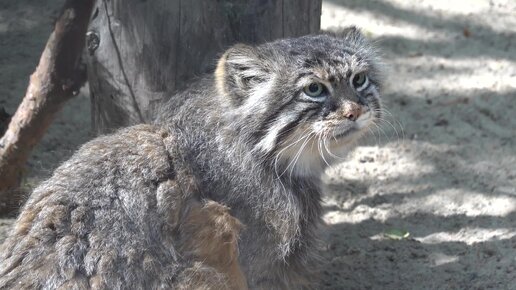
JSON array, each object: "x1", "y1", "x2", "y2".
[
  {"x1": 353, "y1": 73, "x2": 366, "y2": 87},
  {"x1": 309, "y1": 83, "x2": 319, "y2": 93}
]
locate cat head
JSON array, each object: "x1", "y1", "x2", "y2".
[{"x1": 215, "y1": 27, "x2": 384, "y2": 176}]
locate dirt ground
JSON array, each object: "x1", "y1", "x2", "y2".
[{"x1": 1, "y1": 0, "x2": 515, "y2": 289}]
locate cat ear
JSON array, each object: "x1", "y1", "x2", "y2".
[
  {"x1": 215, "y1": 44, "x2": 269, "y2": 106},
  {"x1": 322, "y1": 26, "x2": 367, "y2": 44},
  {"x1": 340, "y1": 26, "x2": 366, "y2": 41}
]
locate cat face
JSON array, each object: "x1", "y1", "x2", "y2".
[{"x1": 216, "y1": 27, "x2": 383, "y2": 176}]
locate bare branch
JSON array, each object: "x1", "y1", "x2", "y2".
[{"x1": 0, "y1": 0, "x2": 95, "y2": 213}]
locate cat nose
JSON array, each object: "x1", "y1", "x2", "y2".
[{"x1": 343, "y1": 102, "x2": 362, "y2": 121}]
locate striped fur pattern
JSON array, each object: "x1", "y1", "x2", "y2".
[
  {"x1": 0, "y1": 28, "x2": 383, "y2": 290},
  {"x1": 157, "y1": 27, "x2": 384, "y2": 289},
  {"x1": 0, "y1": 125, "x2": 246, "y2": 290},
  {"x1": 216, "y1": 27, "x2": 383, "y2": 177}
]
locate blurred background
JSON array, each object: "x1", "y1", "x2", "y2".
[{"x1": 1, "y1": 0, "x2": 515, "y2": 288}]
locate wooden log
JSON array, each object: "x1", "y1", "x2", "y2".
[
  {"x1": 0, "y1": 0, "x2": 94, "y2": 214},
  {"x1": 86, "y1": 0, "x2": 322, "y2": 134}
]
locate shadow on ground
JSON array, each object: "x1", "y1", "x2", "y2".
[{"x1": 320, "y1": 0, "x2": 516, "y2": 288}]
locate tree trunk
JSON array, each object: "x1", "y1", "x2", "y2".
[
  {"x1": 86, "y1": 0, "x2": 322, "y2": 134},
  {"x1": 0, "y1": 0, "x2": 93, "y2": 214}
]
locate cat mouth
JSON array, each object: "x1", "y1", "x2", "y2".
[{"x1": 331, "y1": 113, "x2": 373, "y2": 140}]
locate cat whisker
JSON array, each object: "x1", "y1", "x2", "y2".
[
  {"x1": 323, "y1": 132, "x2": 346, "y2": 160},
  {"x1": 317, "y1": 133, "x2": 331, "y2": 168},
  {"x1": 375, "y1": 117, "x2": 403, "y2": 143},
  {"x1": 288, "y1": 133, "x2": 315, "y2": 181},
  {"x1": 377, "y1": 106, "x2": 405, "y2": 141},
  {"x1": 366, "y1": 126, "x2": 380, "y2": 145},
  {"x1": 371, "y1": 120, "x2": 390, "y2": 143},
  {"x1": 274, "y1": 128, "x2": 313, "y2": 180}
]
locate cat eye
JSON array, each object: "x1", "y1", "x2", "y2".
[
  {"x1": 352, "y1": 73, "x2": 368, "y2": 90},
  {"x1": 303, "y1": 82, "x2": 325, "y2": 97}
]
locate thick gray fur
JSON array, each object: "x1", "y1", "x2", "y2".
[{"x1": 0, "y1": 27, "x2": 383, "y2": 289}]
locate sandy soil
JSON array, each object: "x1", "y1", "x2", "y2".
[{"x1": 1, "y1": 0, "x2": 515, "y2": 289}]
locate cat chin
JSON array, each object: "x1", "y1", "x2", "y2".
[
  {"x1": 272, "y1": 122, "x2": 373, "y2": 178},
  {"x1": 273, "y1": 135, "x2": 357, "y2": 178},
  {"x1": 282, "y1": 146, "x2": 350, "y2": 178}
]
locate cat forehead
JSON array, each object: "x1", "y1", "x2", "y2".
[
  {"x1": 299, "y1": 53, "x2": 368, "y2": 79},
  {"x1": 269, "y1": 35, "x2": 363, "y2": 58},
  {"x1": 261, "y1": 34, "x2": 371, "y2": 74}
]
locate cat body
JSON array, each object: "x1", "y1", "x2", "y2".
[{"x1": 0, "y1": 28, "x2": 383, "y2": 289}]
